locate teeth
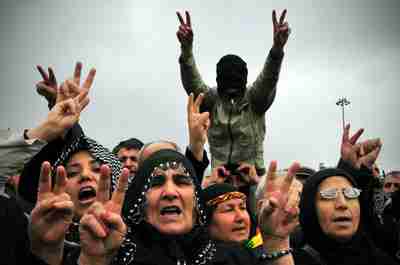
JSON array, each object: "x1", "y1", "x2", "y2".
[
  {"x1": 79, "y1": 187, "x2": 96, "y2": 201},
  {"x1": 160, "y1": 206, "x2": 181, "y2": 215}
]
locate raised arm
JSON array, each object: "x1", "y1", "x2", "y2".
[
  {"x1": 249, "y1": 9, "x2": 290, "y2": 115},
  {"x1": 257, "y1": 161, "x2": 300, "y2": 265},
  {"x1": 177, "y1": 11, "x2": 210, "y2": 97}
]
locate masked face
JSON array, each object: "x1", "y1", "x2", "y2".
[{"x1": 216, "y1": 54, "x2": 248, "y2": 100}]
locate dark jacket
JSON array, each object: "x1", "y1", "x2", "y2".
[{"x1": 0, "y1": 194, "x2": 49, "y2": 265}]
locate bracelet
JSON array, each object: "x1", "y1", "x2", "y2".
[{"x1": 261, "y1": 248, "x2": 293, "y2": 261}]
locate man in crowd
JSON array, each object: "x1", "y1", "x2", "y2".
[
  {"x1": 176, "y1": 10, "x2": 291, "y2": 175},
  {"x1": 113, "y1": 138, "x2": 143, "y2": 180}
]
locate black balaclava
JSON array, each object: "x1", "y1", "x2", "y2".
[{"x1": 216, "y1": 54, "x2": 248, "y2": 100}]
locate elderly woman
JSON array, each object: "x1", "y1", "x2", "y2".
[
  {"x1": 294, "y1": 168, "x2": 396, "y2": 265},
  {"x1": 114, "y1": 149, "x2": 299, "y2": 265}
]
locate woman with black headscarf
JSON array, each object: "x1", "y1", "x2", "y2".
[
  {"x1": 115, "y1": 149, "x2": 298, "y2": 265},
  {"x1": 294, "y1": 168, "x2": 396, "y2": 265}
]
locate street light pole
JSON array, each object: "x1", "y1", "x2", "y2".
[{"x1": 336, "y1": 97, "x2": 350, "y2": 130}]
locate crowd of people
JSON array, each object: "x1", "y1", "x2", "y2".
[{"x1": 0, "y1": 8, "x2": 399, "y2": 265}]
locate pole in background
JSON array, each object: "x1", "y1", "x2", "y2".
[{"x1": 336, "y1": 97, "x2": 351, "y2": 130}]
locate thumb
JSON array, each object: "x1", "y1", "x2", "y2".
[{"x1": 59, "y1": 98, "x2": 77, "y2": 115}]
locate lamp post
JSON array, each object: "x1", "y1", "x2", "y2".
[{"x1": 336, "y1": 97, "x2": 350, "y2": 130}]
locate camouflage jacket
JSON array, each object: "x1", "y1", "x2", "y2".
[{"x1": 179, "y1": 47, "x2": 284, "y2": 171}]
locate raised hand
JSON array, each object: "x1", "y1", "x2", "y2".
[
  {"x1": 36, "y1": 65, "x2": 58, "y2": 108},
  {"x1": 202, "y1": 165, "x2": 229, "y2": 188},
  {"x1": 340, "y1": 124, "x2": 382, "y2": 169},
  {"x1": 234, "y1": 163, "x2": 260, "y2": 187},
  {"x1": 78, "y1": 166, "x2": 129, "y2": 265},
  {"x1": 176, "y1": 11, "x2": 193, "y2": 49},
  {"x1": 57, "y1": 62, "x2": 96, "y2": 104},
  {"x1": 187, "y1": 93, "x2": 210, "y2": 161},
  {"x1": 30, "y1": 161, "x2": 74, "y2": 265},
  {"x1": 26, "y1": 83, "x2": 91, "y2": 142},
  {"x1": 272, "y1": 9, "x2": 291, "y2": 50},
  {"x1": 257, "y1": 161, "x2": 301, "y2": 245}
]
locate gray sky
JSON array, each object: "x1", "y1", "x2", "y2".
[{"x1": 0, "y1": 0, "x2": 399, "y2": 172}]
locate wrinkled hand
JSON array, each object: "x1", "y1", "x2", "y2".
[
  {"x1": 176, "y1": 11, "x2": 193, "y2": 49},
  {"x1": 36, "y1": 65, "x2": 58, "y2": 108},
  {"x1": 272, "y1": 9, "x2": 291, "y2": 50},
  {"x1": 340, "y1": 124, "x2": 382, "y2": 169},
  {"x1": 257, "y1": 161, "x2": 301, "y2": 242},
  {"x1": 187, "y1": 93, "x2": 210, "y2": 161},
  {"x1": 202, "y1": 166, "x2": 229, "y2": 188},
  {"x1": 30, "y1": 162, "x2": 74, "y2": 265},
  {"x1": 78, "y1": 166, "x2": 129, "y2": 265}
]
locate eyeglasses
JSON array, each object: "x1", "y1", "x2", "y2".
[
  {"x1": 383, "y1": 182, "x2": 400, "y2": 190},
  {"x1": 319, "y1": 187, "x2": 361, "y2": 200}
]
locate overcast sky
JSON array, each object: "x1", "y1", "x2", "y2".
[{"x1": 0, "y1": 0, "x2": 399, "y2": 172}]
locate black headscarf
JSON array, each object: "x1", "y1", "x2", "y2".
[
  {"x1": 299, "y1": 168, "x2": 395, "y2": 265},
  {"x1": 117, "y1": 149, "x2": 216, "y2": 265}
]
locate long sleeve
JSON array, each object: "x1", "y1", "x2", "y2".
[
  {"x1": 18, "y1": 124, "x2": 83, "y2": 206},
  {"x1": 0, "y1": 132, "x2": 47, "y2": 177},
  {"x1": 179, "y1": 47, "x2": 210, "y2": 97},
  {"x1": 248, "y1": 48, "x2": 284, "y2": 115}
]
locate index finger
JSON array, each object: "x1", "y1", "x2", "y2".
[
  {"x1": 349, "y1": 128, "x2": 364, "y2": 145},
  {"x1": 53, "y1": 166, "x2": 68, "y2": 194},
  {"x1": 193, "y1": 93, "x2": 204, "y2": 112},
  {"x1": 342, "y1": 124, "x2": 350, "y2": 143},
  {"x1": 281, "y1": 161, "x2": 300, "y2": 194},
  {"x1": 176, "y1": 11, "x2": 185, "y2": 25},
  {"x1": 187, "y1": 93, "x2": 195, "y2": 119},
  {"x1": 37, "y1": 65, "x2": 49, "y2": 81},
  {"x1": 111, "y1": 168, "x2": 129, "y2": 213},
  {"x1": 38, "y1": 161, "x2": 52, "y2": 199},
  {"x1": 97, "y1": 165, "x2": 111, "y2": 203},
  {"x1": 73, "y1": 62, "x2": 82, "y2": 86},
  {"x1": 48, "y1": 67, "x2": 57, "y2": 85},
  {"x1": 82, "y1": 68, "x2": 96, "y2": 91},
  {"x1": 185, "y1": 11, "x2": 191, "y2": 27},
  {"x1": 267, "y1": 160, "x2": 278, "y2": 181},
  {"x1": 279, "y1": 9, "x2": 287, "y2": 24},
  {"x1": 272, "y1": 10, "x2": 278, "y2": 26}
]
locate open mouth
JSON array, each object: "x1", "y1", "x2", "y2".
[
  {"x1": 160, "y1": 206, "x2": 182, "y2": 216},
  {"x1": 78, "y1": 186, "x2": 97, "y2": 203},
  {"x1": 232, "y1": 226, "x2": 247, "y2": 232}
]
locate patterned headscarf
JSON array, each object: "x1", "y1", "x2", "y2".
[
  {"x1": 53, "y1": 134, "x2": 122, "y2": 245},
  {"x1": 117, "y1": 149, "x2": 216, "y2": 265}
]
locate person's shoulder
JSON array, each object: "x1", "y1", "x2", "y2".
[
  {"x1": 292, "y1": 248, "x2": 322, "y2": 265},
  {"x1": 214, "y1": 241, "x2": 258, "y2": 264}
]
